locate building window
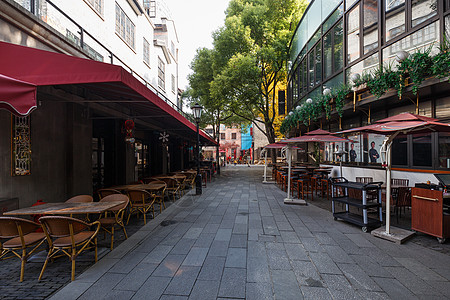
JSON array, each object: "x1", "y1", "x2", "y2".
[
  {"x1": 363, "y1": 0, "x2": 378, "y2": 55},
  {"x1": 221, "y1": 133, "x2": 226, "y2": 140},
  {"x1": 85, "y1": 0, "x2": 104, "y2": 16},
  {"x1": 411, "y1": 0, "x2": 437, "y2": 27},
  {"x1": 158, "y1": 57, "x2": 165, "y2": 90},
  {"x1": 115, "y1": 3, "x2": 135, "y2": 49},
  {"x1": 385, "y1": 0, "x2": 405, "y2": 42},
  {"x1": 143, "y1": 38, "x2": 150, "y2": 65},
  {"x1": 143, "y1": 0, "x2": 156, "y2": 17},
  {"x1": 171, "y1": 74, "x2": 175, "y2": 93},
  {"x1": 171, "y1": 41, "x2": 175, "y2": 57},
  {"x1": 232, "y1": 133, "x2": 237, "y2": 140},
  {"x1": 347, "y1": 4, "x2": 360, "y2": 63},
  {"x1": 439, "y1": 133, "x2": 450, "y2": 168},
  {"x1": 12, "y1": 116, "x2": 31, "y2": 176},
  {"x1": 392, "y1": 136, "x2": 408, "y2": 166},
  {"x1": 446, "y1": 15, "x2": 450, "y2": 39}
]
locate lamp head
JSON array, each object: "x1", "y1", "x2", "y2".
[
  {"x1": 396, "y1": 50, "x2": 409, "y2": 63},
  {"x1": 191, "y1": 102, "x2": 203, "y2": 122},
  {"x1": 306, "y1": 98, "x2": 313, "y2": 104}
]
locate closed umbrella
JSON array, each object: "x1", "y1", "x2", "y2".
[{"x1": 261, "y1": 142, "x2": 300, "y2": 183}]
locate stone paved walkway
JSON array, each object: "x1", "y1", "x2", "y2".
[{"x1": 49, "y1": 166, "x2": 450, "y2": 299}]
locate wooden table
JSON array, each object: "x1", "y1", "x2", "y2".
[
  {"x1": 4, "y1": 201, "x2": 126, "y2": 216},
  {"x1": 128, "y1": 183, "x2": 166, "y2": 192}
]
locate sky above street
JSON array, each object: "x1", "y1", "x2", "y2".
[{"x1": 164, "y1": 0, "x2": 231, "y2": 90}]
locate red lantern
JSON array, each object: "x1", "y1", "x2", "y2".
[{"x1": 124, "y1": 120, "x2": 135, "y2": 143}]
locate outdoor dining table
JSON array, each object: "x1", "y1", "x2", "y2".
[{"x1": 3, "y1": 201, "x2": 126, "y2": 216}]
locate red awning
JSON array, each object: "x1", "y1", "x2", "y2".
[
  {"x1": 0, "y1": 41, "x2": 216, "y2": 145},
  {"x1": 0, "y1": 74, "x2": 36, "y2": 116},
  {"x1": 263, "y1": 142, "x2": 301, "y2": 149}
]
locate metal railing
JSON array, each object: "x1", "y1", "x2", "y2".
[{"x1": 13, "y1": 0, "x2": 191, "y2": 122}]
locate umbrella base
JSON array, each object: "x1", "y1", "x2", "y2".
[
  {"x1": 262, "y1": 180, "x2": 275, "y2": 184},
  {"x1": 371, "y1": 225, "x2": 415, "y2": 244},
  {"x1": 284, "y1": 198, "x2": 307, "y2": 205}
]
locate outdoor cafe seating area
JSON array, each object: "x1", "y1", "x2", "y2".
[{"x1": 0, "y1": 168, "x2": 213, "y2": 282}]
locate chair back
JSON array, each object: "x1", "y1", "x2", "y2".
[
  {"x1": 396, "y1": 187, "x2": 411, "y2": 207},
  {"x1": 127, "y1": 189, "x2": 153, "y2": 205},
  {"x1": 160, "y1": 177, "x2": 178, "y2": 188},
  {"x1": 0, "y1": 217, "x2": 40, "y2": 238},
  {"x1": 99, "y1": 194, "x2": 129, "y2": 211},
  {"x1": 97, "y1": 189, "x2": 122, "y2": 199},
  {"x1": 39, "y1": 216, "x2": 90, "y2": 238},
  {"x1": 392, "y1": 178, "x2": 409, "y2": 186},
  {"x1": 65, "y1": 195, "x2": 93, "y2": 203}
]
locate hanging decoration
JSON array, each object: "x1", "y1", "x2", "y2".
[
  {"x1": 159, "y1": 131, "x2": 169, "y2": 145},
  {"x1": 124, "y1": 119, "x2": 135, "y2": 144}
]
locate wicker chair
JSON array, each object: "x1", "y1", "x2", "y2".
[
  {"x1": 159, "y1": 178, "x2": 180, "y2": 202},
  {"x1": 148, "y1": 180, "x2": 167, "y2": 213},
  {"x1": 38, "y1": 216, "x2": 101, "y2": 281},
  {"x1": 98, "y1": 194, "x2": 129, "y2": 250},
  {"x1": 97, "y1": 189, "x2": 122, "y2": 200},
  {"x1": 0, "y1": 217, "x2": 46, "y2": 282},
  {"x1": 65, "y1": 195, "x2": 93, "y2": 203},
  {"x1": 126, "y1": 189, "x2": 156, "y2": 225}
]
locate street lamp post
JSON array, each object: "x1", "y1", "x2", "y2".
[{"x1": 192, "y1": 103, "x2": 203, "y2": 195}]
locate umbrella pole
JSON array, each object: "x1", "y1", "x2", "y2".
[
  {"x1": 385, "y1": 141, "x2": 392, "y2": 235},
  {"x1": 263, "y1": 150, "x2": 268, "y2": 183},
  {"x1": 286, "y1": 146, "x2": 292, "y2": 200}
]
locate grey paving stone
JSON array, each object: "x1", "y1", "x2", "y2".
[
  {"x1": 230, "y1": 234, "x2": 248, "y2": 248},
  {"x1": 357, "y1": 290, "x2": 390, "y2": 300},
  {"x1": 233, "y1": 223, "x2": 248, "y2": 234},
  {"x1": 182, "y1": 247, "x2": 208, "y2": 266},
  {"x1": 246, "y1": 282, "x2": 273, "y2": 300},
  {"x1": 291, "y1": 260, "x2": 322, "y2": 287},
  {"x1": 152, "y1": 254, "x2": 185, "y2": 277},
  {"x1": 427, "y1": 280, "x2": 450, "y2": 298},
  {"x1": 385, "y1": 266, "x2": 442, "y2": 296},
  {"x1": 321, "y1": 274, "x2": 350, "y2": 291},
  {"x1": 183, "y1": 227, "x2": 203, "y2": 239},
  {"x1": 314, "y1": 232, "x2": 338, "y2": 246},
  {"x1": 309, "y1": 252, "x2": 341, "y2": 275},
  {"x1": 271, "y1": 269, "x2": 303, "y2": 300},
  {"x1": 276, "y1": 221, "x2": 293, "y2": 231},
  {"x1": 171, "y1": 238, "x2": 196, "y2": 255},
  {"x1": 109, "y1": 251, "x2": 147, "y2": 274},
  {"x1": 160, "y1": 295, "x2": 188, "y2": 300},
  {"x1": 76, "y1": 258, "x2": 119, "y2": 283},
  {"x1": 248, "y1": 228, "x2": 263, "y2": 241},
  {"x1": 78, "y1": 273, "x2": 125, "y2": 300},
  {"x1": 198, "y1": 256, "x2": 225, "y2": 281},
  {"x1": 164, "y1": 266, "x2": 201, "y2": 296},
  {"x1": 323, "y1": 245, "x2": 354, "y2": 264},
  {"x1": 299, "y1": 237, "x2": 324, "y2": 253},
  {"x1": 247, "y1": 256, "x2": 271, "y2": 283},
  {"x1": 208, "y1": 240, "x2": 229, "y2": 257},
  {"x1": 349, "y1": 254, "x2": 392, "y2": 278},
  {"x1": 280, "y1": 231, "x2": 301, "y2": 243},
  {"x1": 193, "y1": 233, "x2": 215, "y2": 248},
  {"x1": 337, "y1": 262, "x2": 382, "y2": 292},
  {"x1": 141, "y1": 245, "x2": 173, "y2": 264},
  {"x1": 372, "y1": 276, "x2": 418, "y2": 300},
  {"x1": 102, "y1": 290, "x2": 134, "y2": 300},
  {"x1": 189, "y1": 280, "x2": 220, "y2": 300},
  {"x1": 300, "y1": 286, "x2": 332, "y2": 300},
  {"x1": 395, "y1": 257, "x2": 446, "y2": 281},
  {"x1": 235, "y1": 215, "x2": 248, "y2": 224},
  {"x1": 247, "y1": 241, "x2": 267, "y2": 258},
  {"x1": 266, "y1": 242, "x2": 291, "y2": 270},
  {"x1": 344, "y1": 233, "x2": 375, "y2": 248},
  {"x1": 225, "y1": 247, "x2": 247, "y2": 268},
  {"x1": 114, "y1": 263, "x2": 158, "y2": 291},
  {"x1": 215, "y1": 228, "x2": 232, "y2": 242},
  {"x1": 48, "y1": 282, "x2": 93, "y2": 300},
  {"x1": 218, "y1": 268, "x2": 246, "y2": 298}
]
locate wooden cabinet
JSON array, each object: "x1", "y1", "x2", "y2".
[{"x1": 411, "y1": 187, "x2": 450, "y2": 243}]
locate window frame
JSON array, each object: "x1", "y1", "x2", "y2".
[
  {"x1": 158, "y1": 56, "x2": 165, "y2": 91},
  {"x1": 115, "y1": 3, "x2": 136, "y2": 50}
]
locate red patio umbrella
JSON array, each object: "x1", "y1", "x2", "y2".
[
  {"x1": 0, "y1": 74, "x2": 37, "y2": 116},
  {"x1": 338, "y1": 112, "x2": 450, "y2": 240}
]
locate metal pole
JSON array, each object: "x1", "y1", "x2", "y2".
[
  {"x1": 263, "y1": 150, "x2": 268, "y2": 182},
  {"x1": 286, "y1": 146, "x2": 292, "y2": 200},
  {"x1": 385, "y1": 141, "x2": 392, "y2": 234},
  {"x1": 196, "y1": 122, "x2": 202, "y2": 195}
]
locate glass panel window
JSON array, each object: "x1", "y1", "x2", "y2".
[
  {"x1": 323, "y1": 4, "x2": 343, "y2": 33},
  {"x1": 115, "y1": 3, "x2": 135, "y2": 49},
  {"x1": 446, "y1": 15, "x2": 450, "y2": 38},
  {"x1": 439, "y1": 133, "x2": 450, "y2": 169},
  {"x1": 171, "y1": 74, "x2": 176, "y2": 93},
  {"x1": 324, "y1": 31, "x2": 333, "y2": 78},
  {"x1": 308, "y1": 50, "x2": 315, "y2": 88},
  {"x1": 412, "y1": 133, "x2": 432, "y2": 167},
  {"x1": 232, "y1": 133, "x2": 237, "y2": 139},
  {"x1": 385, "y1": 0, "x2": 405, "y2": 42},
  {"x1": 363, "y1": 0, "x2": 378, "y2": 54},
  {"x1": 346, "y1": 0, "x2": 357, "y2": 9},
  {"x1": 143, "y1": 38, "x2": 150, "y2": 65},
  {"x1": 315, "y1": 42, "x2": 322, "y2": 85},
  {"x1": 220, "y1": 133, "x2": 225, "y2": 140},
  {"x1": 392, "y1": 136, "x2": 408, "y2": 166},
  {"x1": 411, "y1": 0, "x2": 437, "y2": 27},
  {"x1": 86, "y1": 0, "x2": 104, "y2": 16},
  {"x1": 334, "y1": 20, "x2": 344, "y2": 72},
  {"x1": 347, "y1": 4, "x2": 360, "y2": 63}
]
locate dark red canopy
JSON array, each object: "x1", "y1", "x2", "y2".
[
  {"x1": 264, "y1": 142, "x2": 300, "y2": 149},
  {"x1": 282, "y1": 128, "x2": 353, "y2": 143},
  {"x1": 0, "y1": 41, "x2": 216, "y2": 145},
  {"x1": 0, "y1": 74, "x2": 36, "y2": 116}
]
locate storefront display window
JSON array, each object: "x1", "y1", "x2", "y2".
[
  {"x1": 392, "y1": 136, "x2": 408, "y2": 166},
  {"x1": 367, "y1": 134, "x2": 384, "y2": 164},
  {"x1": 439, "y1": 133, "x2": 450, "y2": 169},
  {"x1": 413, "y1": 133, "x2": 432, "y2": 167}
]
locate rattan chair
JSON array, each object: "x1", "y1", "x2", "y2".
[
  {"x1": 159, "y1": 177, "x2": 180, "y2": 202},
  {"x1": 38, "y1": 216, "x2": 101, "y2": 281},
  {"x1": 65, "y1": 195, "x2": 93, "y2": 203},
  {"x1": 97, "y1": 189, "x2": 122, "y2": 200},
  {"x1": 98, "y1": 194, "x2": 129, "y2": 250},
  {"x1": 126, "y1": 189, "x2": 156, "y2": 225},
  {"x1": 148, "y1": 180, "x2": 167, "y2": 213},
  {"x1": 0, "y1": 217, "x2": 46, "y2": 282}
]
